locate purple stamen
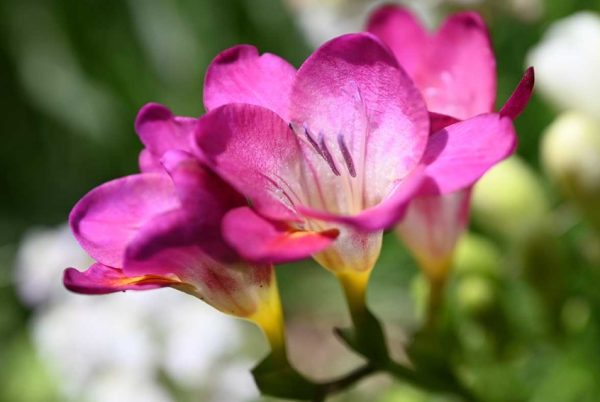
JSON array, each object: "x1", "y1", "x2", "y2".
[
  {"x1": 337, "y1": 134, "x2": 356, "y2": 178},
  {"x1": 303, "y1": 125, "x2": 324, "y2": 158},
  {"x1": 319, "y1": 133, "x2": 340, "y2": 176}
]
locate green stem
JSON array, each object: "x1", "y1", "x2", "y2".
[
  {"x1": 425, "y1": 275, "x2": 447, "y2": 331},
  {"x1": 312, "y1": 364, "x2": 377, "y2": 402}
]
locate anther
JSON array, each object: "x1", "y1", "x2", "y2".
[
  {"x1": 319, "y1": 133, "x2": 340, "y2": 176},
  {"x1": 337, "y1": 134, "x2": 356, "y2": 177},
  {"x1": 303, "y1": 125, "x2": 324, "y2": 157}
]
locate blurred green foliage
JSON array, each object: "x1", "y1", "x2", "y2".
[{"x1": 1, "y1": 0, "x2": 600, "y2": 401}]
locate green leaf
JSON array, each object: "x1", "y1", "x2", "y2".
[{"x1": 252, "y1": 352, "x2": 317, "y2": 400}]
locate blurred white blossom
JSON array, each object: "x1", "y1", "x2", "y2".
[
  {"x1": 15, "y1": 224, "x2": 259, "y2": 402},
  {"x1": 284, "y1": 0, "x2": 438, "y2": 47},
  {"x1": 527, "y1": 12, "x2": 600, "y2": 117}
]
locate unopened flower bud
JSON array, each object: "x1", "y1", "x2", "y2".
[
  {"x1": 471, "y1": 156, "x2": 550, "y2": 238},
  {"x1": 541, "y1": 111, "x2": 600, "y2": 230},
  {"x1": 453, "y1": 233, "x2": 502, "y2": 280},
  {"x1": 456, "y1": 276, "x2": 496, "y2": 317}
]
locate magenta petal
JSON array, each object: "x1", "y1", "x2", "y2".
[
  {"x1": 421, "y1": 113, "x2": 516, "y2": 195},
  {"x1": 369, "y1": 6, "x2": 496, "y2": 119},
  {"x1": 64, "y1": 263, "x2": 175, "y2": 295},
  {"x1": 298, "y1": 166, "x2": 427, "y2": 231},
  {"x1": 139, "y1": 148, "x2": 163, "y2": 173},
  {"x1": 290, "y1": 33, "x2": 429, "y2": 205},
  {"x1": 203, "y1": 45, "x2": 296, "y2": 120},
  {"x1": 499, "y1": 67, "x2": 535, "y2": 120},
  {"x1": 429, "y1": 112, "x2": 461, "y2": 134},
  {"x1": 424, "y1": 12, "x2": 496, "y2": 118},
  {"x1": 125, "y1": 152, "x2": 246, "y2": 269},
  {"x1": 135, "y1": 103, "x2": 197, "y2": 171},
  {"x1": 69, "y1": 174, "x2": 179, "y2": 267},
  {"x1": 366, "y1": 5, "x2": 428, "y2": 77},
  {"x1": 160, "y1": 150, "x2": 245, "y2": 214},
  {"x1": 222, "y1": 207, "x2": 339, "y2": 264},
  {"x1": 396, "y1": 189, "x2": 471, "y2": 278},
  {"x1": 194, "y1": 103, "x2": 303, "y2": 221}
]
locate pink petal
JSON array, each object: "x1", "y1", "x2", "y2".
[
  {"x1": 138, "y1": 148, "x2": 163, "y2": 173},
  {"x1": 203, "y1": 45, "x2": 296, "y2": 120},
  {"x1": 423, "y1": 12, "x2": 496, "y2": 118},
  {"x1": 69, "y1": 174, "x2": 179, "y2": 267},
  {"x1": 126, "y1": 152, "x2": 246, "y2": 270},
  {"x1": 135, "y1": 103, "x2": 197, "y2": 172},
  {"x1": 124, "y1": 240, "x2": 274, "y2": 317},
  {"x1": 429, "y1": 112, "x2": 460, "y2": 134},
  {"x1": 161, "y1": 150, "x2": 245, "y2": 214},
  {"x1": 194, "y1": 103, "x2": 303, "y2": 221},
  {"x1": 396, "y1": 189, "x2": 471, "y2": 279},
  {"x1": 222, "y1": 207, "x2": 339, "y2": 264},
  {"x1": 366, "y1": 5, "x2": 428, "y2": 78},
  {"x1": 368, "y1": 6, "x2": 496, "y2": 119},
  {"x1": 290, "y1": 33, "x2": 429, "y2": 208},
  {"x1": 499, "y1": 67, "x2": 535, "y2": 120},
  {"x1": 63, "y1": 263, "x2": 177, "y2": 295},
  {"x1": 421, "y1": 113, "x2": 516, "y2": 195}
]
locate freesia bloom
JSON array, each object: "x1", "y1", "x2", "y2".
[
  {"x1": 367, "y1": 5, "x2": 533, "y2": 284},
  {"x1": 195, "y1": 31, "x2": 521, "y2": 297},
  {"x1": 64, "y1": 148, "x2": 281, "y2": 331}
]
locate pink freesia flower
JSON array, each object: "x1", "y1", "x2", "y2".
[
  {"x1": 367, "y1": 5, "x2": 534, "y2": 283},
  {"x1": 64, "y1": 149, "x2": 279, "y2": 320},
  {"x1": 194, "y1": 32, "x2": 520, "y2": 281}
]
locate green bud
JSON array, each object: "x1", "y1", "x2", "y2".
[
  {"x1": 453, "y1": 233, "x2": 502, "y2": 279},
  {"x1": 456, "y1": 276, "x2": 496, "y2": 317},
  {"x1": 471, "y1": 156, "x2": 550, "y2": 238},
  {"x1": 541, "y1": 111, "x2": 600, "y2": 230},
  {"x1": 561, "y1": 297, "x2": 591, "y2": 334},
  {"x1": 377, "y1": 385, "x2": 428, "y2": 402}
]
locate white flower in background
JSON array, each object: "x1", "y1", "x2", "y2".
[
  {"x1": 15, "y1": 225, "x2": 91, "y2": 306},
  {"x1": 284, "y1": 0, "x2": 438, "y2": 47},
  {"x1": 527, "y1": 12, "x2": 600, "y2": 117},
  {"x1": 14, "y1": 224, "x2": 258, "y2": 402}
]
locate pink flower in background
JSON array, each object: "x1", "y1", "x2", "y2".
[
  {"x1": 367, "y1": 5, "x2": 534, "y2": 282},
  {"x1": 195, "y1": 32, "x2": 519, "y2": 277},
  {"x1": 64, "y1": 149, "x2": 276, "y2": 319}
]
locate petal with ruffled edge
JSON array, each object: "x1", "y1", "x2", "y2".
[
  {"x1": 420, "y1": 113, "x2": 516, "y2": 195},
  {"x1": 367, "y1": 6, "x2": 496, "y2": 119},
  {"x1": 222, "y1": 206, "x2": 339, "y2": 264},
  {"x1": 289, "y1": 33, "x2": 429, "y2": 215},
  {"x1": 63, "y1": 263, "x2": 180, "y2": 295},
  {"x1": 135, "y1": 103, "x2": 197, "y2": 172},
  {"x1": 203, "y1": 45, "x2": 296, "y2": 120},
  {"x1": 69, "y1": 174, "x2": 180, "y2": 268}
]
